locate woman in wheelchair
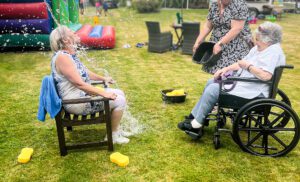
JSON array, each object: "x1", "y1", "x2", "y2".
[
  {"x1": 50, "y1": 26, "x2": 131, "y2": 144},
  {"x1": 178, "y1": 22, "x2": 285, "y2": 138}
]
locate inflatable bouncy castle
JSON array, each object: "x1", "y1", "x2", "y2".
[
  {"x1": 0, "y1": 0, "x2": 115, "y2": 51},
  {"x1": 0, "y1": 0, "x2": 52, "y2": 50},
  {"x1": 76, "y1": 25, "x2": 115, "y2": 48}
]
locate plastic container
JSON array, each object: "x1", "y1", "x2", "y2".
[
  {"x1": 193, "y1": 42, "x2": 222, "y2": 66},
  {"x1": 161, "y1": 89, "x2": 187, "y2": 103}
]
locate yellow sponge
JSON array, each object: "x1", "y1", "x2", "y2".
[
  {"x1": 166, "y1": 89, "x2": 185, "y2": 96},
  {"x1": 18, "y1": 148, "x2": 33, "y2": 164},
  {"x1": 110, "y1": 152, "x2": 129, "y2": 167}
]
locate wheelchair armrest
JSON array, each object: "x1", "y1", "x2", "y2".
[
  {"x1": 90, "y1": 80, "x2": 108, "y2": 88},
  {"x1": 62, "y1": 96, "x2": 111, "y2": 104},
  {"x1": 222, "y1": 76, "x2": 272, "y2": 84},
  {"x1": 90, "y1": 80, "x2": 105, "y2": 85},
  {"x1": 279, "y1": 64, "x2": 294, "y2": 69}
]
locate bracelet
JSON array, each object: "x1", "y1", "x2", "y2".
[
  {"x1": 247, "y1": 64, "x2": 253, "y2": 72},
  {"x1": 217, "y1": 41, "x2": 224, "y2": 48}
]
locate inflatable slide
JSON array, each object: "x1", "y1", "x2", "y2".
[{"x1": 0, "y1": 0, "x2": 115, "y2": 51}]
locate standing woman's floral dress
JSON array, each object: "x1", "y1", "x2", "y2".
[{"x1": 204, "y1": 0, "x2": 252, "y2": 74}]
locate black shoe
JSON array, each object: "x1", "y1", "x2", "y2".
[
  {"x1": 177, "y1": 119, "x2": 192, "y2": 131},
  {"x1": 178, "y1": 120, "x2": 204, "y2": 140},
  {"x1": 184, "y1": 113, "x2": 194, "y2": 120}
]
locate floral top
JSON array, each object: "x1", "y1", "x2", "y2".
[
  {"x1": 205, "y1": 0, "x2": 252, "y2": 74},
  {"x1": 51, "y1": 51, "x2": 103, "y2": 115}
]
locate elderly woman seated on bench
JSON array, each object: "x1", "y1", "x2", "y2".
[
  {"x1": 178, "y1": 22, "x2": 285, "y2": 136},
  {"x1": 50, "y1": 26, "x2": 131, "y2": 144}
]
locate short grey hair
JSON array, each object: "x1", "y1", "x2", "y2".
[
  {"x1": 49, "y1": 25, "x2": 71, "y2": 52},
  {"x1": 255, "y1": 22, "x2": 282, "y2": 45}
]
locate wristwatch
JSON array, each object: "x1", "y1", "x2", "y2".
[
  {"x1": 217, "y1": 41, "x2": 224, "y2": 48},
  {"x1": 218, "y1": 41, "x2": 224, "y2": 47}
]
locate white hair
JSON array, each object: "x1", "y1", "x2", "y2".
[
  {"x1": 255, "y1": 22, "x2": 282, "y2": 45},
  {"x1": 49, "y1": 25, "x2": 71, "y2": 52}
]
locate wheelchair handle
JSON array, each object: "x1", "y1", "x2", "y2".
[{"x1": 280, "y1": 65, "x2": 294, "y2": 69}]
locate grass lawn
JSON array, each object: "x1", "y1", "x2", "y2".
[{"x1": 1, "y1": 7, "x2": 300, "y2": 182}]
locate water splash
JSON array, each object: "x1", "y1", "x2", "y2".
[
  {"x1": 120, "y1": 106, "x2": 144, "y2": 135},
  {"x1": 76, "y1": 48, "x2": 144, "y2": 135},
  {"x1": 43, "y1": 0, "x2": 61, "y2": 27}
]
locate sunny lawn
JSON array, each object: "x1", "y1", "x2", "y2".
[{"x1": 0, "y1": 7, "x2": 300, "y2": 181}]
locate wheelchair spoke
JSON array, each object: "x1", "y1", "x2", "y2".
[
  {"x1": 270, "y1": 133, "x2": 287, "y2": 148},
  {"x1": 263, "y1": 134, "x2": 269, "y2": 155},
  {"x1": 247, "y1": 118, "x2": 251, "y2": 144},
  {"x1": 269, "y1": 128, "x2": 296, "y2": 132},
  {"x1": 263, "y1": 107, "x2": 271, "y2": 125},
  {"x1": 246, "y1": 132, "x2": 263, "y2": 147},
  {"x1": 247, "y1": 114, "x2": 263, "y2": 128},
  {"x1": 239, "y1": 128, "x2": 261, "y2": 131},
  {"x1": 269, "y1": 112, "x2": 285, "y2": 127},
  {"x1": 269, "y1": 111, "x2": 281, "y2": 117}
]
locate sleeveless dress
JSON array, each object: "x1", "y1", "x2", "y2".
[
  {"x1": 205, "y1": 0, "x2": 252, "y2": 74},
  {"x1": 51, "y1": 51, "x2": 104, "y2": 115}
]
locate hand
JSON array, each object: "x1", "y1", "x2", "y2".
[
  {"x1": 213, "y1": 68, "x2": 227, "y2": 80},
  {"x1": 103, "y1": 92, "x2": 117, "y2": 100},
  {"x1": 238, "y1": 60, "x2": 250, "y2": 70},
  {"x1": 104, "y1": 77, "x2": 116, "y2": 84},
  {"x1": 213, "y1": 43, "x2": 222, "y2": 55},
  {"x1": 193, "y1": 40, "x2": 203, "y2": 54}
]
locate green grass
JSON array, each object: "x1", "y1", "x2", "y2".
[{"x1": 1, "y1": 7, "x2": 300, "y2": 181}]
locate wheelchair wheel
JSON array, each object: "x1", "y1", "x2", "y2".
[
  {"x1": 277, "y1": 89, "x2": 291, "y2": 106},
  {"x1": 213, "y1": 134, "x2": 220, "y2": 149},
  {"x1": 273, "y1": 89, "x2": 291, "y2": 129},
  {"x1": 233, "y1": 99, "x2": 300, "y2": 157}
]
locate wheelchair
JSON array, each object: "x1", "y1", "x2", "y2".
[{"x1": 183, "y1": 65, "x2": 300, "y2": 157}]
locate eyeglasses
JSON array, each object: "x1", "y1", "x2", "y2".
[{"x1": 258, "y1": 26, "x2": 270, "y2": 34}]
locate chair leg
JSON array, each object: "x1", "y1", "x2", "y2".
[
  {"x1": 55, "y1": 118, "x2": 68, "y2": 156},
  {"x1": 104, "y1": 101, "x2": 114, "y2": 151},
  {"x1": 66, "y1": 126, "x2": 73, "y2": 132}
]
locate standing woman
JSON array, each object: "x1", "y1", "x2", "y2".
[{"x1": 193, "y1": 0, "x2": 252, "y2": 74}]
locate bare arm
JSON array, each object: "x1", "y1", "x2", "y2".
[
  {"x1": 55, "y1": 54, "x2": 116, "y2": 99},
  {"x1": 213, "y1": 62, "x2": 241, "y2": 80},
  {"x1": 193, "y1": 20, "x2": 213, "y2": 53},
  {"x1": 88, "y1": 69, "x2": 116, "y2": 84},
  {"x1": 219, "y1": 19, "x2": 245, "y2": 45},
  {"x1": 88, "y1": 70, "x2": 105, "y2": 81},
  {"x1": 238, "y1": 60, "x2": 272, "y2": 81},
  {"x1": 213, "y1": 19, "x2": 245, "y2": 54},
  {"x1": 250, "y1": 67, "x2": 272, "y2": 81}
]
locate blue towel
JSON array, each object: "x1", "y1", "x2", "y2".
[{"x1": 37, "y1": 75, "x2": 62, "y2": 121}]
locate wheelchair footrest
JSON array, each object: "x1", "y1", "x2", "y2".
[{"x1": 185, "y1": 129, "x2": 203, "y2": 140}]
